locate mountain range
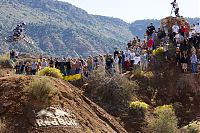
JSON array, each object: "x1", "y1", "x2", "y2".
[{"x1": 0, "y1": 0, "x2": 199, "y2": 57}]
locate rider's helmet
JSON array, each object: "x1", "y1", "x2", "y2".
[{"x1": 22, "y1": 22, "x2": 26, "y2": 26}]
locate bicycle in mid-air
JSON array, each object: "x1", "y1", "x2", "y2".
[{"x1": 5, "y1": 22, "x2": 34, "y2": 45}]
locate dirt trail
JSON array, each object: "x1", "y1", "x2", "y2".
[{"x1": 0, "y1": 76, "x2": 127, "y2": 133}]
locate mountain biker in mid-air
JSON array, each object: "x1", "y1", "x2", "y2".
[
  {"x1": 6, "y1": 22, "x2": 34, "y2": 45},
  {"x1": 13, "y1": 22, "x2": 26, "y2": 39}
]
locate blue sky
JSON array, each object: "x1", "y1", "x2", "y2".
[{"x1": 59, "y1": 0, "x2": 200, "y2": 23}]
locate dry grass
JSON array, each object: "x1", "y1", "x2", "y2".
[
  {"x1": 27, "y1": 78, "x2": 57, "y2": 102},
  {"x1": 0, "y1": 119, "x2": 6, "y2": 133}
]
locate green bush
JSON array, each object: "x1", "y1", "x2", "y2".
[
  {"x1": 129, "y1": 101, "x2": 149, "y2": 118},
  {"x1": 152, "y1": 47, "x2": 164, "y2": 56},
  {"x1": 37, "y1": 67, "x2": 63, "y2": 79},
  {"x1": 27, "y1": 78, "x2": 57, "y2": 102},
  {"x1": 148, "y1": 105, "x2": 179, "y2": 133}
]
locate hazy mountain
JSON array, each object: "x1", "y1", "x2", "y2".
[
  {"x1": 0, "y1": 0, "x2": 199, "y2": 57},
  {"x1": 0, "y1": 0, "x2": 133, "y2": 57}
]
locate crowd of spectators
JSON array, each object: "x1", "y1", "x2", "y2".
[{"x1": 10, "y1": 21, "x2": 200, "y2": 78}]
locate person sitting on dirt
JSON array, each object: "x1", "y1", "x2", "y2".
[{"x1": 171, "y1": 0, "x2": 179, "y2": 17}]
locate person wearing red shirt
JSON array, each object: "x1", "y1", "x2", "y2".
[
  {"x1": 147, "y1": 37, "x2": 154, "y2": 51},
  {"x1": 180, "y1": 25, "x2": 186, "y2": 37}
]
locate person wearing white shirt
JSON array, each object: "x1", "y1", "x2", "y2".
[
  {"x1": 124, "y1": 48, "x2": 131, "y2": 70},
  {"x1": 129, "y1": 50, "x2": 136, "y2": 66},
  {"x1": 172, "y1": 23, "x2": 179, "y2": 37},
  {"x1": 171, "y1": 0, "x2": 179, "y2": 17},
  {"x1": 133, "y1": 55, "x2": 141, "y2": 70},
  {"x1": 195, "y1": 23, "x2": 200, "y2": 34},
  {"x1": 41, "y1": 58, "x2": 48, "y2": 69},
  {"x1": 114, "y1": 55, "x2": 119, "y2": 74}
]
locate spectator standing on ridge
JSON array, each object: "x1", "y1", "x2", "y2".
[
  {"x1": 146, "y1": 23, "x2": 155, "y2": 38},
  {"x1": 118, "y1": 53, "x2": 123, "y2": 74},
  {"x1": 130, "y1": 49, "x2": 135, "y2": 67},
  {"x1": 41, "y1": 58, "x2": 48, "y2": 69},
  {"x1": 172, "y1": 23, "x2": 180, "y2": 38},
  {"x1": 124, "y1": 48, "x2": 131, "y2": 70},
  {"x1": 175, "y1": 47, "x2": 181, "y2": 66},
  {"x1": 66, "y1": 58, "x2": 71, "y2": 76},
  {"x1": 114, "y1": 54, "x2": 119, "y2": 74},
  {"x1": 190, "y1": 52, "x2": 198, "y2": 73},
  {"x1": 181, "y1": 53, "x2": 188, "y2": 73},
  {"x1": 147, "y1": 36, "x2": 154, "y2": 51},
  {"x1": 31, "y1": 61, "x2": 37, "y2": 75},
  {"x1": 163, "y1": 42, "x2": 169, "y2": 61},
  {"x1": 105, "y1": 55, "x2": 114, "y2": 75},
  {"x1": 49, "y1": 57, "x2": 54, "y2": 68},
  {"x1": 171, "y1": 0, "x2": 179, "y2": 17},
  {"x1": 195, "y1": 23, "x2": 200, "y2": 34}
]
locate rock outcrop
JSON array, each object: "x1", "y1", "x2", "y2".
[{"x1": 160, "y1": 16, "x2": 190, "y2": 35}]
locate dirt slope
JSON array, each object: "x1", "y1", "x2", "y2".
[{"x1": 0, "y1": 76, "x2": 127, "y2": 133}]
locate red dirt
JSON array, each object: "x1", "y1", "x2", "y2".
[{"x1": 0, "y1": 76, "x2": 127, "y2": 133}]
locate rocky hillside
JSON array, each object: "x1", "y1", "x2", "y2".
[
  {"x1": 0, "y1": 0, "x2": 133, "y2": 57},
  {"x1": 0, "y1": 76, "x2": 127, "y2": 133},
  {"x1": 0, "y1": 0, "x2": 199, "y2": 57}
]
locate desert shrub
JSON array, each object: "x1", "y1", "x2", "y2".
[
  {"x1": 0, "y1": 54, "x2": 13, "y2": 68},
  {"x1": 129, "y1": 101, "x2": 149, "y2": 118},
  {"x1": 182, "y1": 121, "x2": 200, "y2": 133},
  {"x1": 132, "y1": 69, "x2": 154, "y2": 79},
  {"x1": 152, "y1": 47, "x2": 164, "y2": 56},
  {"x1": 37, "y1": 67, "x2": 63, "y2": 79},
  {"x1": 147, "y1": 105, "x2": 179, "y2": 133},
  {"x1": 85, "y1": 67, "x2": 138, "y2": 113},
  {"x1": 27, "y1": 78, "x2": 57, "y2": 102}
]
